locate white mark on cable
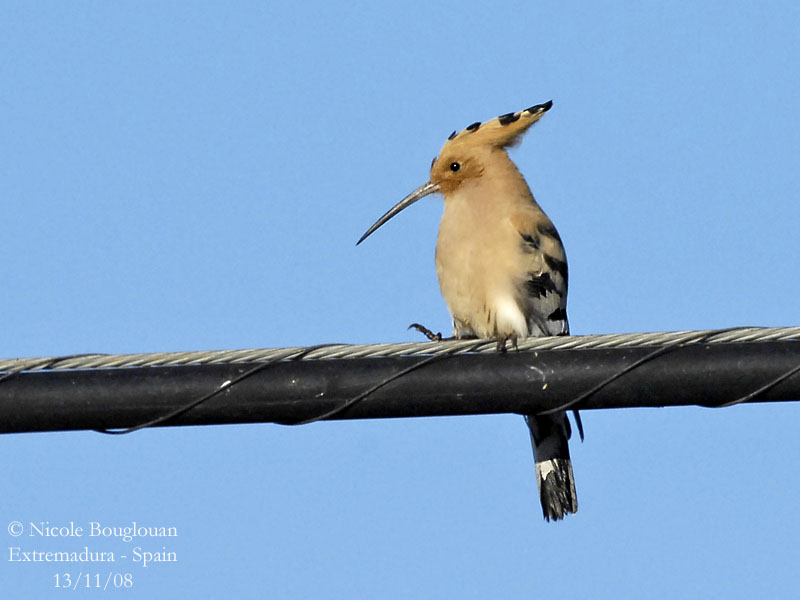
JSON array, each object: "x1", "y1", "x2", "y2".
[{"x1": 528, "y1": 364, "x2": 545, "y2": 378}]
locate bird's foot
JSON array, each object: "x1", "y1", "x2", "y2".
[
  {"x1": 495, "y1": 334, "x2": 519, "y2": 353},
  {"x1": 408, "y1": 323, "x2": 450, "y2": 342}
]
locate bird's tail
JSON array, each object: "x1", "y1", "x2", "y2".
[{"x1": 524, "y1": 412, "x2": 578, "y2": 521}]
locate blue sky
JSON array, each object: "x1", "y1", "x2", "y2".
[{"x1": 2, "y1": 1, "x2": 799, "y2": 597}]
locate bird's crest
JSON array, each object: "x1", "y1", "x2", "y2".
[{"x1": 441, "y1": 100, "x2": 552, "y2": 152}]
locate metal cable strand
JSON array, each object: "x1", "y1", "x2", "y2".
[
  {"x1": 535, "y1": 327, "x2": 748, "y2": 415},
  {"x1": 0, "y1": 327, "x2": 797, "y2": 435},
  {"x1": 95, "y1": 344, "x2": 342, "y2": 435},
  {"x1": 2, "y1": 326, "x2": 800, "y2": 375}
]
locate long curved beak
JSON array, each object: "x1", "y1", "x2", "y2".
[{"x1": 357, "y1": 181, "x2": 441, "y2": 245}]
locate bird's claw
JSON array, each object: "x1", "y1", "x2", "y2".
[
  {"x1": 408, "y1": 323, "x2": 443, "y2": 342},
  {"x1": 495, "y1": 334, "x2": 519, "y2": 353}
]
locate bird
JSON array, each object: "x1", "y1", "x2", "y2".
[{"x1": 357, "y1": 101, "x2": 580, "y2": 521}]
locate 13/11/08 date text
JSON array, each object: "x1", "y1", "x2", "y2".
[{"x1": 54, "y1": 573, "x2": 133, "y2": 590}]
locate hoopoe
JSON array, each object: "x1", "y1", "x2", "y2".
[{"x1": 358, "y1": 101, "x2": 580, "y2": 521}]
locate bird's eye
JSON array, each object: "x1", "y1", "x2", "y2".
[{"x1": 450, "y1": 162, "x2": 461, "y2": 172}]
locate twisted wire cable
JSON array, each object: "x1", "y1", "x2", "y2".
[{"x1": 2, "y1": 326, "x2": 800, "y2": 376}]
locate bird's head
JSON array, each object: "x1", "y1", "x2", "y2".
[{"x1": 357, "y1": 101, "x2": 552, "y2": 245}]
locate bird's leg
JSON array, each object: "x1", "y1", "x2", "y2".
[
  {"x1": 408, "y1": 323, "x2": 460, "y2": 342},
  {"x1": 495, "y1": 333, "x2": 519, "y2": 353}
]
